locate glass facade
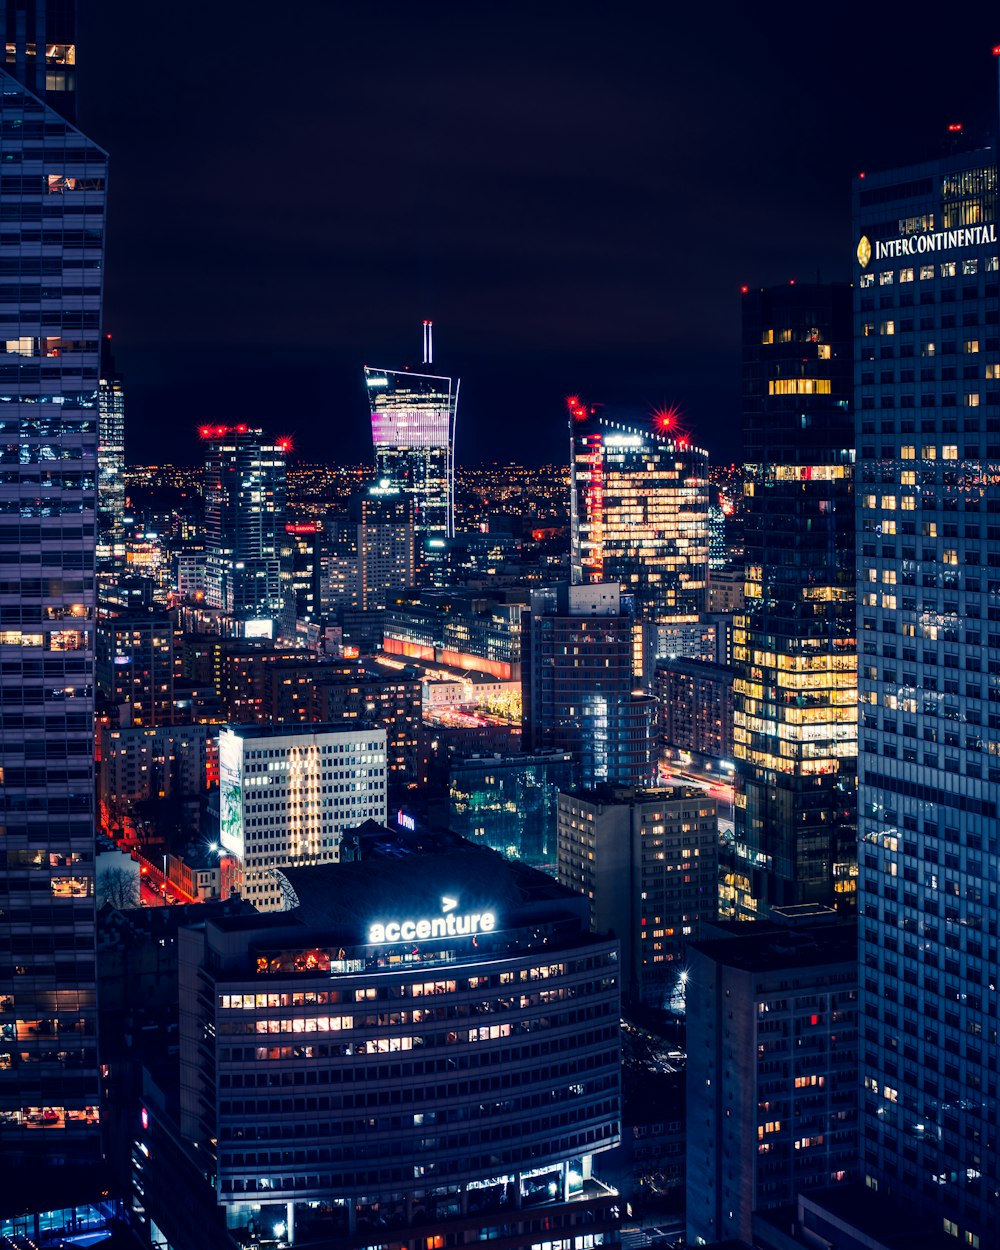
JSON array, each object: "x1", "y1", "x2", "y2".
[
  {"x1": 524, "y1": 584, "x2": 654, "y2": 789},
  {"x1": 854, "y1": 149, "x2": 1000, "y2": 1246},
  {"x1": 365, "y1": 362, "x2": 458, "y2": 586},
  {"x1": 95, "y1": 334, "x2": 123, "y2": 571},
  {"x1": 202, "y1": 425, "x2": 287, "y2": 624},
  {"x1": 570, "y1": 409, "x2": 710, "y2": 629},
  {"x1": 448, "y1": 750, "x2": 575, "y2": 870},
  {"x1": 734, "y1": 285, "x2": 857, "y2": 917},
  {"x1": 0, "y1": 64, "x2": 105, "y2": 1173}
]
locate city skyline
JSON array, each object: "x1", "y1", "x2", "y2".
[{"x1": 76, "y1": 6, "x2": 1000, "y2": 467}]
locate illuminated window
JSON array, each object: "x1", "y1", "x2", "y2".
[
  {"x1": 761, "y1": 329, "x2": 774, "y2": 345},
  {"x1": 965, "y1": 393, "x2": 980, "y2": 407},
  {"x1": 963, "y1": 259, "x2": 978, "y2": 276},
  {"x1": 880, "y1": 320, "x2": 895, "y2": 336},
  {"x1": 922, "y1": 341, "x2": 936, "y2": 357},
  {"x1": 767, "y1": 379, "x2": 832, "y2": 395},
  {"x1": 920, "y1": 264, "x2": 935, "y2": 279},
  {"x1": 921, "y1": 445, "x2": 937, "y2": 459},
  {"x1": 900, "y1": 268, "x2": 914, "y2": 283},
  {"x1": 986, "y1": 364, "x2": 1000, "y2": 379},
  {"x1": 879, "y1": 271, "x2": 893, "y2": 286},
  {"x1": 900, "y1": 445, "x2": 915, "y2": 459},
  {"x1": 940, "y1": 262, "x2": 956, "y2": 278},
  {"x1": 942, "y1": 445, "x2": 958, "y2": 459},
  {"x1": 964, "y1": 340, "x2": 980, "y2": 354}
]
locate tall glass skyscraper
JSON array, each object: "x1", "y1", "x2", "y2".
[
  {"x1": 733, "y1": 285, "x2": 856, "y2": 918},
  {"x1": 0, "y1": 47, "x2": 106, "y2": 1182},
  {"x1": 96, "y1": 333, "x2": 123, "y2": 571},
  {"x1": 364, "y1": 322, "x2": 458, "y2": 586},
  {"x1": 854, "y1": 138, "x2": 999, "y2": 1245},
  {"x1": 570, "y1": 405, "x2": 709, "y2": 620},
  {"x1": 202, "y1": 424, "x2": 287, "y2": 628}
]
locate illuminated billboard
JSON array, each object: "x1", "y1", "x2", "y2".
[{"x1": 218, "y1": 730, "x2": 245, "y2": 859}]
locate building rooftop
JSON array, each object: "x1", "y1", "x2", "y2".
[
  {"x1": 560, "y1": 784, "x2": 709, "y2": 806},
  {"x1": 221, "y1": 721, "x2": 387, "y2": 741},
  {"x1": 690, "y1": 916, "x2": 857, "y2": 974}
]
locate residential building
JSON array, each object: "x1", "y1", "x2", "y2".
[
  {"x1": 350, "y1": 481, "x2": 415, "y2": 610},
  {"x1": 96, "y1": 610, "x2": 177, "y2": 727},
  {"x1": 557, "y1": 785, "x2": 718, "y2": 1004},
  {"x1": 655, "y1": 656, "x2": 735, "y2": 766},
  {"x1": 523, "y1": 583, "x2": 654, "y2": 788},
  {"x1": 685, "y1": 911, "x2": 858, "y2": 1246}
]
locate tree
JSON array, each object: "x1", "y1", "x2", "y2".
[{"x1": 97, "y1": 865, "x2": 141, "y2": 910}]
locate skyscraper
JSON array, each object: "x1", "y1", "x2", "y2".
[
  {"x1": 570, "y1": 404, "x2": 710, "y2": 627},
  {"x1": 0, "y1": 37, "x2": 106, "y2": 1184},
  {"x1": 364, "y1": 321, "x2": 458, "y2": 586},
  {"x1": 854, "y1": 134, "x2": 1000, "y2": 1245},
  {"x1": 2, "y1": 0, "x2": 77, "y2": 119},
  {"x1": 96, "y1": 333, "x2": 124, "y2": 571},
  {"x1": 523, "y1": 583, "x2": 654, "y2": 788},
  {"x1": 349, "y1": 481, "x2": 415, "y2": 610},
  {"x1": 733, "y1": 284, "x2": 856, "y2": 917},
  {"x1": 202, "y1": 424, "x2": 288, "y2": 630}
]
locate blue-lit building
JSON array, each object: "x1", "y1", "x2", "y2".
[
  {"x1": 854, "y1": 131, "x2": 1000, "y2": 1246},
  {"x1": 447, "y1": 749, "x2": 575, "y2": 871},
  {"x1": 0, "y1": 9, "x2": 107, "y2": 1208}
]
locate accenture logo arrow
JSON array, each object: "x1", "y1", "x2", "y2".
[{"x1": 441, "y1": 896, "x2": 458, "y2": 913}]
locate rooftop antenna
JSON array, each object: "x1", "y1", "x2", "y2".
[{"x1": 427, "y1": 319, "x2": 434, "y2": 365}]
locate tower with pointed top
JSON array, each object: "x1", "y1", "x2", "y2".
[{"x1": 364, "y1": 322, "x2": 458, "y2": 587}]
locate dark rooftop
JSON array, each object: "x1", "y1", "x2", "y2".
[{"x1": 690, "y1": 916, "x2": 857, "y2": 974}]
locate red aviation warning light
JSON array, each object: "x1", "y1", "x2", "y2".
[
  {"x1": 566, "y1": 395, "x2": 588, "y2": 421},
  {"x1": 276, "y1": 435, "x2": 294, "y2": 453},
  {"x1": 947, "y1": 122, "x2": 963, "y2": 133}
]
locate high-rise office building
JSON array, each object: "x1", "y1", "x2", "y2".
[
  {"x1": 734, "y1": 285, "x2": 857, "y2": 918},
  {"x1": 570, "y1": 403, "x2": 709, "y2": 685},
  {"x1": 202, "y1": 424, "x2": 287, "y2": 629},
  {"x1": 0, "y1": 38, "x2": 106, "y2": 1186},
  {"x1": 523, "y1": 583, "x2": 654, "y2": 788},
  {"x1": 218, "y1": 723, "x2": 387, "y2": 911},
  {"x1": 854, "y1": 133, "x2": 1000, "y2": 1245},
  {"x1": 96, "y1": 334, "x2": 124, "y2": 571},
  {"x1": 349, "y1": 481, "x2": 415, "y2": 610},
  {"x1": 364, "y1": 321, "x2": 458, "y2": 586},
  {"x1": 2, "y1": 0, "x2": 77, "y2": 119}
]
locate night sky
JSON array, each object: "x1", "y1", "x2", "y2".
[{"x1": 78, "y1": 4, "x2": 1000, "y2": 467}]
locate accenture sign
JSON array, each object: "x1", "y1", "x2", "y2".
[{"x1": 367, "y1": 895, "x2": 497, "y2": 944}]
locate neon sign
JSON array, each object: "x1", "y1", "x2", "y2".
[{"x1": 368, "y1": 896, "x2": 497, "y2": 944}]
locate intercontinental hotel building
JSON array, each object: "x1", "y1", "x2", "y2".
[
  {"x1": 168, "y1": 827, "x2": 622, "y2": 1250},
  {"x1": 854, "y1": 140, "x2": 1000, "y2": 1246}
]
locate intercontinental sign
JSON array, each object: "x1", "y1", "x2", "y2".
[
  {"x1": 368, "y1": 895, "x2": 497, "y2": 944},
  {"x1": 857, "y1": 223, "x2": 996, "y2": 267}
]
